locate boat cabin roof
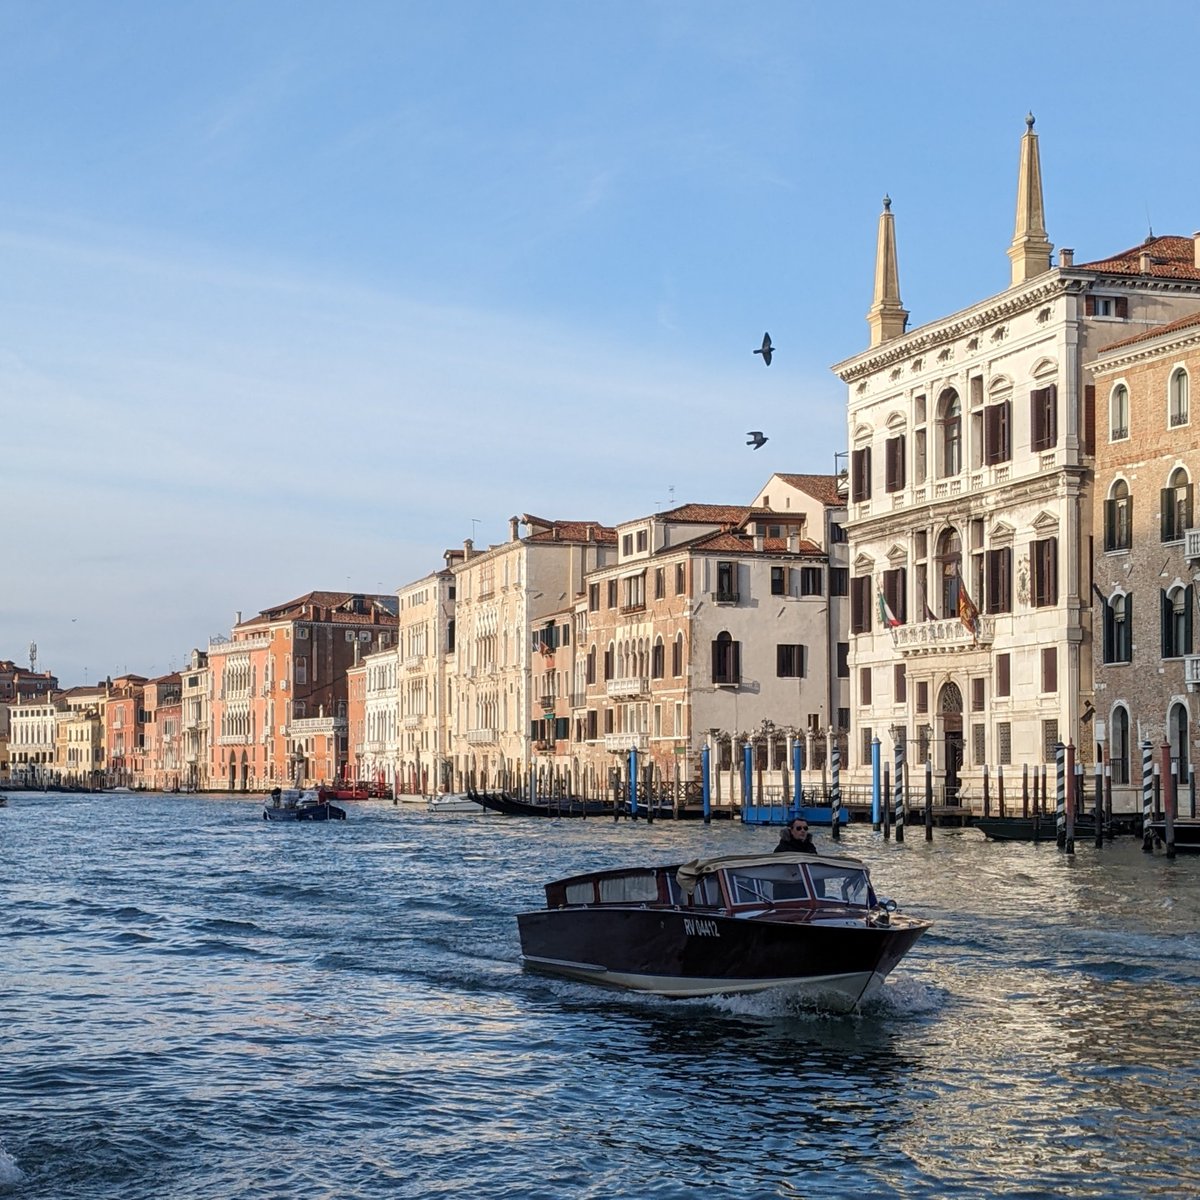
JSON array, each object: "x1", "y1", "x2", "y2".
[{"x1": 542, "y1": 853, "x2": 873, "y2": 911}]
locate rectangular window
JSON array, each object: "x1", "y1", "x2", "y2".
[
  {"x1": 851, "y1": 446, "x2": 872, "y2": 502},
  {"x1": 1041, "y1": 647, "x2": 1057, "y2": 693},
  {"x1": 836, "y1": 643, "x2": 849, "y2": 678},
  {"x1": 972, "y1": 723, "x2": 986, "y2": 766},
  {"x1": 985, "y1": 547, "x2": 1012, "y2": 614},
  {"x1": 295, "y1": 657, "x2": 308, "y2": 685},
  {"x1": 916, "y1": 681, "x2": 929, "y2": 714},
  {"x1": 671, "y1": 637, "x2": 682, "y2": 677},
  {"x1": 850, "y1": 575, "x2": 873, "y2": 634},
  {"x1": 799, "y1": 566, "x2": 823, "y2": 596},
  {"x1": 621, "y1": 533, "x2": 633, "y2": 555},
  {"x1": 771, "y1": 566, "x2": 787, "y2": 596},
  {"x1": 604, "y1": 708, "x2": 614, "y2": 734},
  {"x1": 1042, "y1": 719, "x2": 1059, "y2": 763},
  {"x1": 712, "y1": 636, "x2": 741, "y2": 686},
  {"x1": 882, "y1": 567, "x2": 907, "y2": 624},
  {"x1": 884, "y1": 434, "x2": 906, "y2": 493},
  {"x1": 636, "y1": 530, "x2": 648, "y2": 552},
  {"x1": 587, "y1": 711, "x2": 598, "y2": 740},
  {"x1": 914, "y1": 427, "x2": 927, "y2": 485},
  {"x1": 607, "y1": 579, "x2": 618, "y2": 608},
  {"x1": 829, "y1": 567, "x2": 849, "y2": 597},
  {"x1": 777, "y1": 644, "x2": 807, "y2": 678},
  {"x1": 654, "y1": 568, "x2": 665, "y2": 600},
  {"x1": 1031, "y1": 385, "x2": 1058, "y2": 451},
  {"x1": 675, "y1": 562, "x2": 686, "y2": 595},
  {"x1": 1032, "y1": 537, "x2": 1058, "y2": 607},
  {"x1": 996, "y1": 653, "x2": 1011, "y2": 697},
  {"x1": 984, "y1": 400, "x2": 1012, "y2": 464},
  {"x1": 651, "y1": 641, "x2": 665, "y2": 679},
  {"x1": 861, "y1": 726, "x2": 874, "y2": 767},
  {"x1": 894, "y1": 664, "x2": 907, "y2": 704},
  {"x1": 997, "y1": 722, "x2": 1012, "y2": 765},
  {"x1": 971, "y1": 678, "x2": 985, "y2": 711},
  {"x1": 716, "y1": 561, "x2": 738, "y2": 603}
]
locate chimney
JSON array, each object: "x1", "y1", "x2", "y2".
[
  {"x1": 1059, "y1": 248, "x2": 1073, "y2": 267},
  {"x1": 235, "y1": 610, "x2": 242, "y2": 625},
  {"x1": 787, "y1": 532, "x2": 799, "y2": 553},
  {"x1": 753, "y1": 530, "x2": 764, "y2": 552},
  {"x1": 1140, "y1": 250, "x2": 1153, "y2": 273},
  {"x1": 1194, "y1": 232, "x2": 1200, "y2": 269},
  {"x1": 585, "y1": 524, "x2": 593, "y2": 542},
  {"x1": 463, "y1": 538, "x2": 474, "y2": 560},
  {"x1": 509, "y1": 515, "x2": 520, "y2": 541}
]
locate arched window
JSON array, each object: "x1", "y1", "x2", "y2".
[
  {"x1": 1111, "y1": 706, "x2": 1130, "y2": 785},
  {"x1": 1162, "y1": 583, "x2": 1193, "y2": 658},
  {"x1": 1104, "y1": 479, "x2": 1132, "y2": 552},
  {"x1": 711, "y1": 631, "x2": 740, "y2": 686},
  {"x1": 935, "y1": 528, "x2": 963, "y2": 619},
  {"x1": 938, "y1": 389, "x2": 962, "y2": 477},
  {"x1": 1170, "y1": 368, "x2": 1190, "y2": 428},
  {"x1": 1171, "y1": 702, "x2": 1190, "y2": 783},
  {"x1": 1161, "y1": 467, "x2": 1193, "y2": 542},
  {"x1": 651, "y1": 637, "x2": 665, "y2": 679},
  {"x1": 1110, "y1": 384, "x2": 1129, "y2": 441},
  {"x1": 672, "y1": 632, "x2": 684, "y2": 678}
]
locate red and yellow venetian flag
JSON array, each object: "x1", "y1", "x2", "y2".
[{"x1": 957, "y1": 567, "x2": 979, "y2": 640}]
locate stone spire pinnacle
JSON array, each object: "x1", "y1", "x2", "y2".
[
  {"x1": 1007, "y1": 112, "x2": 1054, "y2": 286},
  {"x1": 866, "y1": 194, "x2": 908, "y2": 347}
]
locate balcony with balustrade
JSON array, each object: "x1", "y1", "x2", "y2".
[
  {"x1": 604, "y1": 732, "x2": 649, "y2": 752},
  {"x1": 1186, "y1": 528, "x2": 1200, "y2": 561},
  {"x1": 1185, "y1": 655, "x2": 1200, "y2": 693},
  {"x1": 893, "y1": 616, "x2": 994, "y2": 656},
  {"x1": 606, "y1": 677, "x2": 648, "y2": 698},
  {"x1": 467, "y1": 728, "x2": 497, "y2": 744}
]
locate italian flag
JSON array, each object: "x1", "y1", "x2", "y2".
[{"x1": 877, "y1": 585, "x2": 900, "y2": 629}]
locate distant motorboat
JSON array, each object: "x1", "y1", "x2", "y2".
[
  {"x1": 263, "y1": 787, "x2": 347, "y2": 822},
  {"x1": 427, "y1": 792, "x2": 485, "y2": 814}
]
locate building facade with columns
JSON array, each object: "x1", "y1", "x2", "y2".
[
  {"x1": 834, "y1": 116, "x2": 1200, "y2": 802},
  {"x1": 1089, "y1": 310, "x2": 1200, "y2": 811}
]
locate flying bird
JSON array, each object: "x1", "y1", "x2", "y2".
[
  {"x1": 746, "y1": 431, "x2": 768, "y2": 450},
  {"x1": 754, "y1": 332, "x2": 774, "y2": 365}
]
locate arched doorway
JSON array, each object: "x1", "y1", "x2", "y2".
[
  {"x1": 939, "y1": 681, "x2": 964, "y2": 802},
  {"x1": 1170, "y1": 702, "x2": 1190, "y2": 787}
]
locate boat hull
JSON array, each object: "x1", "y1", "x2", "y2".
[
  {"x1": 975, "y1": 815, "x2": 1091, "y2": 842},
  {"x1": 518, "y1": 907, "x2": 928, "y2": 1010},
  {"x1": 263, "y1": 802, "x2": 347, "y2": 822},
  {"x1": 1148, "y1": 819, "x2": 1200, "y2": 851}
]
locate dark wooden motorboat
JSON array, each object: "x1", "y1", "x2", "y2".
[
  {"x1": 976, "y1": 814, "x2": 1095, "y2": 842},
  {"x1": 517, "y1": 852, "x2": 930, "y2": 1011},
  {"x1": 263, "y1": 788, "x2": 347, "y2": 822}
]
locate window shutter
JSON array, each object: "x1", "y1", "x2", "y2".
[
  {"x1": 1103, "y1": 601, "x2": 1115, "y2": 664},
  {"x1": 1116, "y1": 296, "x2": 1128, "y2": 319},
  {"x1": 1083, "y1": 385, "x2": 1095, "y2": 456},
  {"x1": 1085, "y1": 295, "x2": 1096, "y2": 316},
  {"x1": 732, "y1": 640, "x2": 741, "y2": 683},
  {"x1": 1049, "y1": 537, "x2": 1059, "y2": 603},
  {"x1": 1031, "y1": 389, "x2": 1045, "y2": 451},
  {"x1": 1186, "y1": 485, "x2": 1195, "y2": 531},
  {"x1": 1161, "y1": 589, "x2": 1170, "y2": 656},
  {"x1": 1125, "y1": 594, "x2": 1133, "y2": 661},
  {"x1": 1104, "y1": 499, "x2": 1118, "y2": 552},
  {"x1": 799, "y1": 645, "x2": 807, "y2": 678},
  {"x1": 1188, "y1": 586, "x2": 1195, "y2": 654},
  {"x1": 1162, "y1": 488, "x2": 1174, "y2": 541},
  {"x1": 997, "y1": 654, "x2": 1010, "y2": 696},
  {"x1": 1046, "y1": 385, "x2": 1058, "y2": 447}
]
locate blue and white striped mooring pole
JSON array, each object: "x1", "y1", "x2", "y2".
[
  {"x1": 1142, "y1": 738, "x2": 1155, "y2": 853},
  {"x1": 743, "y1": 740, "x2": 753, "y2": 813},
  {"x1": 830, "y1": 739, "x2": 842, "y2": 841},
  {"x1": 1055, "y1": 741, "x2": 1066, "y2": 849},
  {"x1": 701, "y1": 742, "x2": 711, "y2": 824},
  {"x1": 893, "y1": 735, "x2": 905, "y2": 843}
]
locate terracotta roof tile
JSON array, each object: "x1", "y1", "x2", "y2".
[
  {"x1": 772, "y1": 473, "x2": 845, "y2": 507},
  {"x1": 1095, "y1": 308, "x2": 1200, "y2": 356},
  {"x1": 522, "y1": 519, "x2": 617, "y2": 544},
  {"x1": 1078, "y1": 235, "x2": 1200, "y2": 281}
]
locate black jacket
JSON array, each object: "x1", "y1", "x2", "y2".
[{"x1": 774, "y1": 831, "x2": 817, "y2": 854}]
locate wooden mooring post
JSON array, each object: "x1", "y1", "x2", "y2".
[
  {"x1": 1094, "y1": 754, "x2": 1104, "y2": 849},
  {"x1": 924, "y1": 757, "x2": 933, "y2": 841},
  {"x1": 881, "y1": 762, "x2": 891, "y2": 841},
  {"x1": 1162, "y1": 740, "x2": 1175, "y2": 860}
]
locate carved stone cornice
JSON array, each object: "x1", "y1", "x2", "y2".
[{"x1": 1088, "y1": 322, "x2": 1200, "y2": 373}]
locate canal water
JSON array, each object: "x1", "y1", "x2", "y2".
[{"x1": 2, "y1": 791, "x2": 1198, "y2": 1199}]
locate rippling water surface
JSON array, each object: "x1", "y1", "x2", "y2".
[{"x1": 2, "y1": 792, "x2": 1199, "y2": 1198}]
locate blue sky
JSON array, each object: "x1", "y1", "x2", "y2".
[{"x1": 3, "y1": 0, "x2": 1200, "y2": 686}]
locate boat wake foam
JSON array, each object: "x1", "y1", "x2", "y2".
[{"x1": 0, "y1": 1145, "x2": 25, "y2": 1188}]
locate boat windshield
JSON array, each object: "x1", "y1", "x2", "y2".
[
  {"x1": 807, "y1": 863, "x2": 872, "y2": 906},
  {"x1": 725, "y1": 862, "x2": 810, "y2": 905}
]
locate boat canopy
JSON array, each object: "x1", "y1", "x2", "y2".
[{"x1": 675, "y1": 852, "x2": 864, "y2": 897}]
